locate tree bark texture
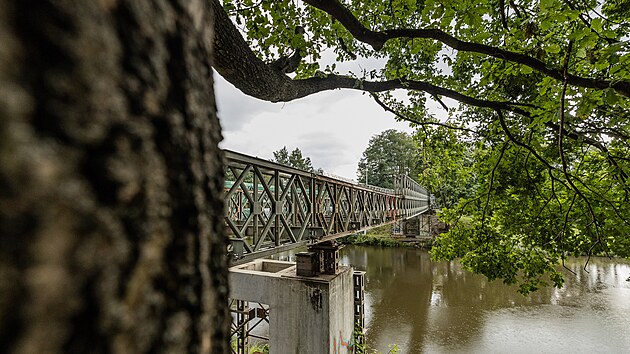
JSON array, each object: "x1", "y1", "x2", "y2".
[{"x1": 0, "y1": 1, "x2": 229, "y2": 353}]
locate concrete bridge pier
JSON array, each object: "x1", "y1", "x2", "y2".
[
  {"x1": 393, "y1": 213, "x2": 436, "y2": 238},
  {"x1": 229, "y1": 260, "x2": 357, "y2": 353}
]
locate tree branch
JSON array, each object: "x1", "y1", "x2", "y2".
[
  {"x1": 431, "y1": 94, "x2": 449, "y2": 111},
  {"x1": 496, "y1": 110, "x2": 553, "y2": 170},
  {"x1": 559, "y1": 192, "x2": 579, "y2": 275},
  {"x1": 226, "y1": 0, "x2": 265, "y2": 14},
  {"x1": 499, "y1": 0, "x2": 509, "y2": 30},
  {"x1": 370, "y1": 93, "x2": 479, "y2": 134},
  {"x1": 482, "y1": 142, "x2": 509, "y2": 228},
  {"x1": 562, "y1": 0, "x2": 618, "y2": 43},
  {"x1": 558, "y1": 42, "x2": 600, "y2": 237},
  {"x1": 302, "y1": 0, "x2": 630, "y2": 97},
  {"x1": 212, "y1": 0, "x2": 612, "y2": 156},
  {"x1": 508, "y1": 1, "x2": 523, "y2": 18}
]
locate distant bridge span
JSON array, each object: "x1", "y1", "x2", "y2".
[{"x1": 223, "y1": 150, "x2": 431, "y2": 264}]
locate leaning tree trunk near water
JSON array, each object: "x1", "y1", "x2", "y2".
[{"x1": 0, "y1": 1, "x2": 229, "y2": 353}]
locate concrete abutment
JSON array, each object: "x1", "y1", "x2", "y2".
[{"x1": 229, "y1": 259, "x2": 360, "y2": 353}]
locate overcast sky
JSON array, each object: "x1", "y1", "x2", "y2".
[{"x1": 215, "y1": 74, "x2": 415, "y2": 180}]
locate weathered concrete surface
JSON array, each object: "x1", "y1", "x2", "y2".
[{"x1": 229, "y1": 260, "x2": 355, "y2": 353}]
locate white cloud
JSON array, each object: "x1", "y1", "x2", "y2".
[
  {"x1": 215, "y1": 72, "x2": 414, "y2": 179},
  {"x1": 214, "y1": 74, "x2": 280, "y2": 132}
]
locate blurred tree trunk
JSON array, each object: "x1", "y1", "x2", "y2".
[{"x1": 0, "y1": 0, "x2": 229, "y2": 353}]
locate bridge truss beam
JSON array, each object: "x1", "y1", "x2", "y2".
[{"x1": 223, "y1": 150, "x2": 430, "y2": 264}]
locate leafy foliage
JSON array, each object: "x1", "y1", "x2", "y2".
[
  {"x1": 217, "y1": 0, "x2": 630, "y2": 292},
  {"x1": 414, "y1": 125, "x2": 479, "y2": 208},
  {"x1": 432, "y1": 132, "x2": 630, "y2": 294},
  {"x1": 357, "y1": 129, "x2": 418, "y2": 189},
  {"x1": 272, "y1": 146, "x2": 319, "y2": 172},
  {"x1": 341, "y1": 233, "x2": 408, "y2": 248}
]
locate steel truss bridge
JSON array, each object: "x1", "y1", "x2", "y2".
[{"x1": 224, "y1": 150, "x2": 431, "y2": 264}]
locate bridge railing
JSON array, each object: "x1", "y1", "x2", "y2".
[
  {"x1": 394, "y1": 174, "x2": 431, "y2": 218},
  {"x1": 223, "y1": 150, "x2": 430, "y2": 263}
]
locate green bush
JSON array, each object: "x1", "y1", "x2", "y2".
[{"x1": 340, "y1": 233, "x2": 407, "y2": 248}]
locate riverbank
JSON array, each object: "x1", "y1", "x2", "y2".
[{"x1": 339, "y1": 225, "x2": 434, "y2": 249}]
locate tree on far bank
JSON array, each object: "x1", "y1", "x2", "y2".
[
  {"x1": 272, "y1": 146, "x2": 317, "y2": 172},
  {"x1": 357, "y1": 130, "x2": 418, "y2": 189}
]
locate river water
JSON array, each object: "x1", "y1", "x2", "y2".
[{"x1": 340, "y1": 246, "x2": 630, "y2": 354}]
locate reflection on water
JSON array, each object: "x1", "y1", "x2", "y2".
[{"x1": 341, "y1": 246, "x2": 630, "y2": 354}]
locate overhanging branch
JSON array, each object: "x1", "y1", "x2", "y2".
[
  {"x1": 302, "y1": 0, "x2": 630, "y2": 97},
  {"x1": 211, "y1": 0, "x2": 611, "y2": 155},
  {"x1": 370, "y1": 93, "x2": 479, "y2": 134}
]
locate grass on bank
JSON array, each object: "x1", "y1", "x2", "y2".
[
  {"x1": 230, "y1": 339, "x2": 269, "y2": 354},
  {"x1": 339, "y1": 225, "x2": 425, "y2": 248}
]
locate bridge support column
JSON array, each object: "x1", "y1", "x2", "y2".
[
  {"x1": 353, "y1": 271, "x2": 366, "y2": 353},
  {"x1": 234, "y1": 300, "x2": 248, "y2": 354},
  {"x1": 391, "y1": 220, "x2": 404, "y2": 236},
  {"x1": 229, "y1": 260, "x2": 355, "y2": 353},
  {"x1": 404, "y1": 217, "x2": 420, "y2": 237}
]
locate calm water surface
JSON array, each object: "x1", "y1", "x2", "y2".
[{"x1": 340, "y1": 246, "x2": 630, "y2": 354}]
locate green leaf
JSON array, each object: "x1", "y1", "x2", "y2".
[
  {"x1": 546, "y1": 44, "x2": 561, "y2": 54},
  {"x1": 569, "y1": 29, "x2": 589, "y2": 41},
  {"x1": 604, "y1": 89, "x2": 619, "y2": 105},
  {"x1": 540, "y1": 19, "x2": 553, "y2": 31},
  {"x1": 591, "y1": 18, "x2": 603, "y2": 32},
  {"x1": 563, "y1": 9, "x2": 582, "y2": 21},
  {"x1": 539, "y1": 0, "x2": 555, "y2": 11}
]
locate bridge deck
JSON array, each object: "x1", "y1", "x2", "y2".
[{"x1": 223, "y1": 150, "x2": 431, "y2": 264}]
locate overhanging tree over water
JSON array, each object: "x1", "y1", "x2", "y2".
[{"x1": 211, "y1": 0, "x2": 630, "y2": 293}]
